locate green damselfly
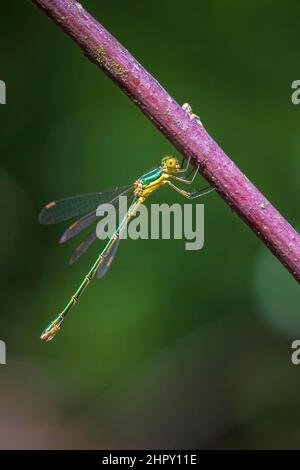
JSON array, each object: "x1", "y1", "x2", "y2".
[
  {"x1": 39, "y1": 155, "x2": 214, "y2": 341},
  {"x1": 39, "y1": 154, "x2": 216, "y2": 341}
]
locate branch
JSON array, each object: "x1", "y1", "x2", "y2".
[{"x1": 32, "y1": 0, "x2": 300, "y2": 283}]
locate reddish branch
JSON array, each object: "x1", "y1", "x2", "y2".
[{"x1": 32, "y1": 0, "x2": 300, "y2": 283}]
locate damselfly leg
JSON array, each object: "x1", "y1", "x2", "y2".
[{"x1": 167, "y1": 180, "x2": 215, "y2": 199}]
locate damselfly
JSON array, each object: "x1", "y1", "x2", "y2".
[{"x1": 39, "y1": 155, "x2": 214, "y2": 341}]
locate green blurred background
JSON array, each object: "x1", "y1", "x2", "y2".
[{"x1": 0, "y1": 0, "x2": 300, "y2": 449}]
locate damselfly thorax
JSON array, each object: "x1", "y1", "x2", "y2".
[{"x1": 133, "y1": 156, "x2": 180, "y2": 202}]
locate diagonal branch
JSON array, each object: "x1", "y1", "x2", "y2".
[{"x1": 31, "y1": 0, "x2": 300, "y2": 283}]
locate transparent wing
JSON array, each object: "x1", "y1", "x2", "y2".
[
  {"x1": 69, "y1": 231, "x2": 97, "y2": 265},
  {"x1": 68, "y1": 194, "x2": 133, "y2": 265},
  {"x1": 97, "y1": 236, "x2": 121, "y2": 279},
  {"x1": 39, "y1": 186, "x2": 132, "y2": 225},
  {"x1": 60, "y1": 211, "x2": 98, "y2": 244},
  {"x1": 59, "y1": 186, "x2": 132, "y2": 243},
  {"x1": 97, "y1": 194, "x2": 136, "y2": 278}
]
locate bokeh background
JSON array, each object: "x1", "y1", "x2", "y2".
[{"x1": 0, "y1": 0, "x2": 300, "y2": 449}]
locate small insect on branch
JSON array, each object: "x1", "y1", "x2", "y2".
[{"x1": 31, "y1": 0, "x2": 300, "y2": 283}]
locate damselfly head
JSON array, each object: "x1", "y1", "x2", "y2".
[{"x1": 161, "y1": 155, "x2": 180, "y2": 173}]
